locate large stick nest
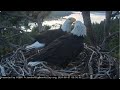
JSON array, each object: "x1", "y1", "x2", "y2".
[{"x1": 0, "y1": 44, "x2": 119, "y2": 79}]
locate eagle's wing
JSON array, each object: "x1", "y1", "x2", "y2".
[
  {"x1": 34, "y1": 29, "x2": 67, "y2": 45},
  {"x1": 30, "y1": 34, "x2": 71, "y2": 61},
  {"x1": 40, "y1": 34, "x2": 71, "y2": 54}
]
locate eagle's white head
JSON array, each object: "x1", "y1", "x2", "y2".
[
  {"x1": 71, "y1": 21, "x2": 87, "y2": 37},
  {"x1": 61, "y1": 17, "x2": 76, "y2": 32}
]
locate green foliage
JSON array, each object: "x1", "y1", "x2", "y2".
[
  {"x1": 0, "y1": 29, "x2": 33, "y2": 57},
  {"x1": 107, "y1": 18, "x2": 119, "y2": 58},
  {"x1": 85, "y1": 17, "x2": 119, "y2": 58},
  {"x1": 0, "y1": 11, "x2": 51, "y2": 57},
  {"x1": 110, "y1": 17, "x2": 119, "y2": 33},
  {"x1": 29, "y1": 26, "x2": 39, "y2": 38},
  {"x1": 92, "y1": 22, "x2": 105, "y2": 45},
  {"x1": 91, "y1": 18, "x2": 119, "y2": 58}
]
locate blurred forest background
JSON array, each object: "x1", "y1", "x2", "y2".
[{"x1": 0, "y1": 11, "x2": 119, "y2": 59}]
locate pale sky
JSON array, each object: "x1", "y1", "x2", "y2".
[
  {"x1": 26, "y1": 11, "x2": 106, "y2": 31},
  {"x1": 43, "y1": 11, "x2": 105, "y2": 29}
]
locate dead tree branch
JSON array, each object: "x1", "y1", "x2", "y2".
[{"x1": 101, "y1": 31, "x2": 119, "y2": 48}]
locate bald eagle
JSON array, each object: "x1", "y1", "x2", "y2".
[
  {"x1": 29, "y1": 21, "x2": 87, "y2": 67},
  {"x1": 25, "y1": 17, "x2": 76, "y2": 50}
]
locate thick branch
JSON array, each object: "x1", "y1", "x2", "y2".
[
  {"x1": 82, "y1": 11, "x2": 97, "y2": 47},
  {"x1": 101, "y1": 31, "x2": 119, "y2": 48}
]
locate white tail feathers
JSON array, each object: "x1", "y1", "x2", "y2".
[{"x1": 25, "y1": 41, "x2": 45, "y2": 50}]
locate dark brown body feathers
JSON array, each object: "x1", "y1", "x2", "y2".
[{"x1": 29, "y1": 34, "x2": 84, "y2": 67}]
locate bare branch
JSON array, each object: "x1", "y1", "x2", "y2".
[
  {"x1": 88, "y1": 51, "x2": 95, "y2": 79},
  {"x1": 101, "y1": 31, "x2": 119, "y2": 47},
  {"x1": 0, "y1": 65, "x2": 6, "y2": 76},
  {"x1": 109, "y1": 45, "x2": 120, "y2": 54}
]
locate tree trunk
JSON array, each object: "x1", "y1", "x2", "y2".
[
  {"x1": 37, "y1": 14, "x2": 44, "y2": 32},
  {"x1": 82, "y1": 11, "x2": 97, "y2": 47},
  {"x1": 36, "y1": 11, "x2": 51, "y2": 33}
]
